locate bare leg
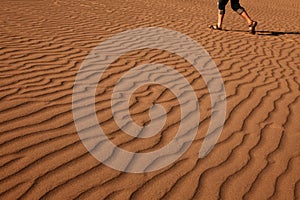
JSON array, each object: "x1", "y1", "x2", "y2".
[
  {"x1": 240, "y1": 10, "x2": 257, "y2": 34},
  {"x1": 240, "y1": 11, "x2": 253, "y2": 25},
  {"x1": 217, "y1": 13, "x2": 225, "y2": 28}
]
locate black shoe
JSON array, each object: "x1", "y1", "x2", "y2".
[{"x1": 249, "y1": 21, "x2": 257, "y2": 34}]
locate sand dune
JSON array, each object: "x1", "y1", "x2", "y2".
[{"x1": 0, "y1": 0, "x2": 299, "y2": 199}]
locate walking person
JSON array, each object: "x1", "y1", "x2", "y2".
[{"x1": 210, "y1": 0, "x2": 257, "y2": 34}]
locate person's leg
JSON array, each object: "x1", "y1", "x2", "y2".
[
  {"x1": 231, "y1": 0, "x2": 257, "y2": 33},
  {"x1": 240, "y1": 11, "x2": 253, "y2": 25},
  {"x1": 217, "y1": 13, "x2": 225, "y2": 28},
  {"x1": 230, "y1": 0, "x2": 244, "y2": 15},
  {"x1": 217, "y1": 0, "x2": 229, "y2": 28}
]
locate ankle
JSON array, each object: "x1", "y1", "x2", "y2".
[{"x1": 248, "y1": 20, "x2": 254, "y2": 26}]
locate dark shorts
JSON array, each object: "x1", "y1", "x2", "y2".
[{"x1": 218, "y1": 0, "x2": 244, "y2": 14}]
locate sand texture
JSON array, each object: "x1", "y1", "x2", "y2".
[{"x1": 0, "y1": 0, "x2": 299, "y2": 199}]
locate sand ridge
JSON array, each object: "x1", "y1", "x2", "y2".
[{"x1": 0, "y1": 0, "x2": 299, "y2": 199}]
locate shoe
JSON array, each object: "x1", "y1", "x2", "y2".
[
  {"x1": 249, "y1": 21, "x2": 257, "y2": 34},
  {"x1": 209, "y1": 25, "x2": 222, "y2": 30}
]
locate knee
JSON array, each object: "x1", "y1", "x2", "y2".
[
  {"x1": 231, "y1": 3, "x2": 244, "y2": 14},
  {"x1": 218, "y1": 1, "x2": 226, "y2": 14}
]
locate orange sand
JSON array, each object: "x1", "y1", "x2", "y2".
[{"x1": 0, "y1": 0, "x2": 299, "y2": 199}]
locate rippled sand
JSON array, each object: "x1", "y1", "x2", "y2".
[{"x1": 0, "y1": 0, "x2": 299, "y2": 199}]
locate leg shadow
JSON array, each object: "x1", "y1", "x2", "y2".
[
  {"x1": 223, "y1": 29, "x2": 300, "y2": 36},
  {"x1": 257, "y1": 31, "x2": 300, "y2": 36}
]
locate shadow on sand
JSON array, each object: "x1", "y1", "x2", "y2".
[{"x1": 223, "y1": 29, "x2": 300, "y2": 36}]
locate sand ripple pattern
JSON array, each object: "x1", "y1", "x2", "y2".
[
  {"x1": 0, "y1": 0, "x2": 299, "y2": 199},
  {"x1": 72, "y1": 27, "x2": 225, "y2": 173}
]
